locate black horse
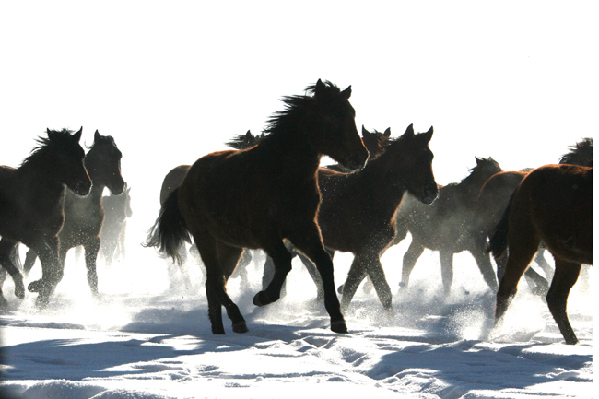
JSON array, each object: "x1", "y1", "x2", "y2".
[{"x1": 0, "y1": 128, "x2": 91, "y2": 307}]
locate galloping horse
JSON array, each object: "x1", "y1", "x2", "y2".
[
  {"x1": 146, "y1": 80, "x2": 369, "y2": 334},
  {"x1": 489, "y1": 164, "x2": 592, "y2": 344},
  {"x1": 393, "y1": 157, "x2": 502, "y2": 295},
  {"x1": 100, "y1": 183, "x2": 132, "y2": 266},
  {"x1": 297, "y1": 124, "x2": 438, "y2": 312},
  {"x1": 477, "y1": 137, "x2": 593, "y2": 292},
  {"x1": 24, "y1": 131, "x2": 124, "y2": 297},
  {"x1": 0, "y1": 128, "x2": 91, "y2": 307}
]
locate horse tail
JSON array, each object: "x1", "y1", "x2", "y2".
[
  {"x1": 144, "y1": 188, "x2": 191, "y2": 265},
  {"x1": 487, "y1": 193, "x2": 513, "y2": 259}
]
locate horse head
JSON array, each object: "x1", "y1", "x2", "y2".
[
  {"x1": 85, "y1": 130, "x2": 125, "y2": 195},
  {"x1": 388, "y1": 124, "x2": 438, "y2": 205},
  {"x1": 307, "y1": 79, "x2": 369, "y2": 170},
  {"x1": 46, "y1": 127, "x2": 91, "y2": 196}
]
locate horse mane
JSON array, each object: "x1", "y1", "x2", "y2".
[
  {"x1": 262, "y1": 80, "x2": 343, "y2": 137},
  {"x1": 20, "y1": 128, "x2": 79, "y2": 168},
  {"x1": 559, "y1": 137, "x2": 593, "y2": 166},
  {"x1": 226, "y1": 131, "x2": 264, "y2": 149}
]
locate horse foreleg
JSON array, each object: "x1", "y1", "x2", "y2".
[
  {"x1": 23, "y1": 249, "x2": 38, "y2": 277},
  {"x1": 399, "y1": 240, "x2": 424, "y2": 289},
  {"x1": 28, "y1": 236, "x2": 62, "y2": 308},
  {"x1": 440, "y1": 251, "x2": 453, "y2": 296},
  {"x1": 84, "y1": 238, "x2": 101, "y2": 297},
  {"x1": 471, "y1": 248, "x2": 499, "y2": 292},
  {"x1": 196, "y1": 234, "x2": 246, "y2": 334},
  {"x1": 288, "y1": 225, "x2": 347, "y2": 334},
  {"x1": 340, "y1": 256, "x2": 367, "y2": 312},
  {"x1": 546, "y1": 259, "x2": 581, "y2": 345}
]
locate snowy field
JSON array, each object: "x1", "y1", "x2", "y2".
[{"x1": 0, "y1": 220, "x2": 594, "y2": 399}]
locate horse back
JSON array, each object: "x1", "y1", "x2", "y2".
[
  {"x1": 517, "y1": 164, "x2": 592, "y2": 263},
  {"x1": 179, "y1": 148, "x2": 321, "y2": 248}
]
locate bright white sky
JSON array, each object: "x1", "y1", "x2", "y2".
[{"x1": 1, "y1": 1, "x2": 597, "y2": 219}]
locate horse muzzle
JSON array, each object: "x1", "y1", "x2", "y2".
[
  {"x1": 419, "y1": 184, "x2": 439, "y2": 205},
  {"x1": 343, "y1": 150, "x2": 369, "y2": 171},
  {"x1": 73, "y1": 180, "x2": 92, "y2": 196}
]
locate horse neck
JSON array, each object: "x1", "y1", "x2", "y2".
[
  {"x1": 17, "y1": 161, "x2": 67, "y2": 202},
  {"x1": 355, "y1": 152, "x2": 409, "y2": 211},
  {"x1": 458, "y1": 169, "x2": 495, "y2": 198}
]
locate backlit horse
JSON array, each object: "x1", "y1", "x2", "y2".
[
  {"x1": 489, "y1": 164, "x2": 592, "y2": 344},
  {"x1": 146, "y1": 80, "x2": 369, "y2": 334},
  {"x1": 0, "y1": 128, "x2": 91, "y2": 307}
]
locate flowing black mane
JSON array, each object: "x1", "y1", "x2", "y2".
[
  {"x1": 262, "y1": 80, "x2": 345, "y2": 137},
  {"x1": 226, "y1": 130, "x2": 263, "y2": 149},
  {"x1": 559, "y1": 137, "x2": 593, "y2": 166},
  {"x1": 20, "y1": 128, "x2": 84, "y2": 169}
]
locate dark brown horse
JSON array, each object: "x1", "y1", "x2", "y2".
[
  {"x1": 477, "y1": 137, "x2": 593, "y2": 292},
  {"x1": 99, "y1": 183, "x2": 132, "y2": 266},
  {"x1": 146, "y1": 80, "x2": 369, "y2": 334},
  {"x1": 302, "y1": 124, "x2": 438, "y2": 312},
  {"x1": 393, "y1": 157, "x2": 502, "y2": 295},
  {"x1": 489, "y1": 164, "x2": 593, "y2": 344},
  {"x1": 0, "y1": 128, "x2": 91, "y2": 307},
  {"x1": 24, "y1": 131, "x2": 124, "y2": 297}
]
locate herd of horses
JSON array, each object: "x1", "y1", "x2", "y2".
[{"x1": 0, "y1": 80, "x2": 593, "y2": 345}]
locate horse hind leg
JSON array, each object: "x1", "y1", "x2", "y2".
[
  {"x1": 546, "y1": 259, "x2": 581, "y2": 345},
  {"x1": 495, "y1": 233, "x2": 540, "y2": 325},
  {"x1": 196, "y1": 235, "x2": 246, "y2": 334},
  {"x1": 0, "y1": 240, "x2": 25, "y2": 300}
]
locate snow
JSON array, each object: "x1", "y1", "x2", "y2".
[{"x1": 0, "y1": 232, "x2": 594, "y2": 399}]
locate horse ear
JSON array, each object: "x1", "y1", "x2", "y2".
[
  {"x1": 362, "y1": 125, "x2": 370, "y2": 136},
  {"x1": 341, "y1": 85, "x2": 351, "y2": 100},
  {"x1": 315, "y1": 79, "x2": 326, "y2": 96},
  {"x1": 74, "y1": 127, "x2": 83, "y2": 141},
  {"x1": 94, "y1": 130, "x2": 101, "y2": 142},
  {"x1": 383, "y1": 127, "x2": 391, "y2": 137},
  {"x1": 405, "y1": 123, "x2": 415, "y2": 137}
]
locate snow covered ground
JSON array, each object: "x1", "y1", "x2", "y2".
[{"x1": 0, "y1": 227, "x2": 594, "y2": 399}]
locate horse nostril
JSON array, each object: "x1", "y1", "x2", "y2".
[{"x1": 76, "y1": 181, "x2": 92, "y2": 195}]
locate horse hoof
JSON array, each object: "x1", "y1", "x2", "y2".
[
  {"x1": 253, "y1": 292, "x2": 265, "y2": 307},
  {"x1": 14, "y1": 284, "x2": 25, "y2": 299},
  {"x1": 232, "y1": 322, "x2": 249, "y2": 334},
  {"x1": 331, "y1": 320, "x2": 348, "y2": 334},
  {"x1": 28, "y1": 280, "x2": 43, "y2": 293},
  {"x1": 337, "y1": 285, "x2": 344, "y2": 294}
]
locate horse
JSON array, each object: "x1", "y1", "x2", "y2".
[
  {"x1": 393, "y1": 157, "x2": 502, "y2": 296},
  {"x1": 99, "y1": 183, "x2": 132, "y2": 266},
  {"x1": 477, "y1": 137, "x2": 593, "y2": 293},
  {"x1": 293, "y1": 124, "x2": 437, "y2": 312},
  {"x1": 489, "y1": 164, "x2": 592, "y2": 345},
  {"x1": 0, "y1": 128, "x2": 91, "y2": 307},
  {"x1": 23, "y1": 131, "x2": 124, "y2": 297},
  {"x1": 146, "y1": 79, "x2": 369, "y2": 334},
  {"x1": 261, "y1": 125, "x2": 392, "y2": 299}
]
